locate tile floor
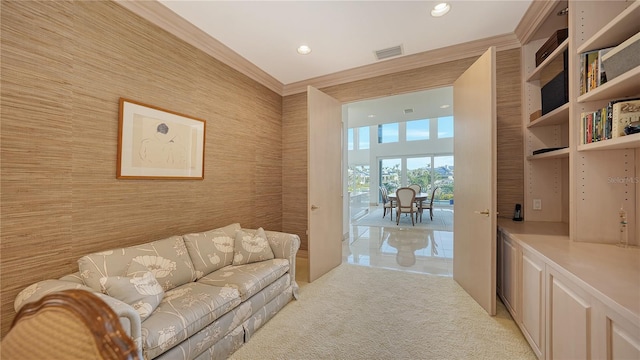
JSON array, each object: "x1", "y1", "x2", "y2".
[{"x1": 296, "y1": 208, "x2": 453, "y2": 282}]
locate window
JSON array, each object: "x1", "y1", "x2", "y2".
[
  {"x1": 407, "y1": 157, "x2": 431, "y2": 191},
  {"x1": 377, "y1": 123, "x2": 399, "y2": 143},
  {"x1": 433, "y1": 155, "x2": 454, "y2": 201},
  {"x1": 437, "y1": 116, "x2": 454, "y2": 138},
  {"x1": 348, "y1": 165, "x2": 370, "y2": 220},
  {"x1": 358, "y1": 126, "x2": 370, "y2": 149},
  {"x1": 406, "y1": 119, "x2": 429, "y2": 141},
  {"x1": 347, "y1": 128, "x2": 354, "y2": 150},
  {"x1": 379, "y1": 158, "x2": 401, "y2": 193}
]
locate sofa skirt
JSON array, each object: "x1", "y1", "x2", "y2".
[{"x1": 243, "y1": 286, "x2": 294, "y2": 342}]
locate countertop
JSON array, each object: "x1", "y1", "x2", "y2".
[{"x1": 497, "y1": 219, "x2": 640, "y2": 322}]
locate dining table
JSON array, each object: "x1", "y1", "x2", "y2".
[{"x1": 388, "y1": 192, "x2": 430, "y2": 203}]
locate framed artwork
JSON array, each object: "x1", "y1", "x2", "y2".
[{"x1": 117, "y1": 98, "x2": 206, "y2": 179}]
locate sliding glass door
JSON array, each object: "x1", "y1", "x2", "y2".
[{"x1": 379, "y1": 155, "x2": 454, "y2": 204}]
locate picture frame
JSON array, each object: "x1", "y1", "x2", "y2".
[{"x1": 117, "y1": 98, "x2": 206, "y2": 179}]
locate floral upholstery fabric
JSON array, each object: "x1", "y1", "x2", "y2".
[
  {"x1": 141, "y1": 282, "x2": 241, "y2": 359},
  {"x1": 197, "y1": 259, "x2": 289, "y2": 301},
  {"x1": 232, "y1": 228, "x2": 274, "y2": 265},
  {"x1": 183, "y1": 223, "x2": 240, "y2": 279},
  {"x1": 155, "y1": 275, "x2": 290, "y2": 360},
  {"x1": 192, "y1": 326, "x2": 244, "y2": 360},
  {"x1": 101, "y1": 269, "x2": 164, "y2": 321},
  {"x1": 78, "y1": 235, "x2": 197, "y2": 293},
  {"x1": 243, "y1": 287, "x2": 294, "y2": 341},
  {"x1": 13, "y1": 280, "x2": 98, "y2": 312}
]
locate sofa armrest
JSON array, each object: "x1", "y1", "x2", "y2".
[
  {"x1": 14, "y1": 280, "x2": 143, "y2": 359},
  {"x1": 263, "y1": 230, "x2": 301, "y2": 299},
  {"x1": 93, "y1": 293, "x2": 143, "y2": 359}
]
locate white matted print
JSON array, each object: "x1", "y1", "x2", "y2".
[{"x1": 117, "y1": 98, "x2": 205, "y2": 179}]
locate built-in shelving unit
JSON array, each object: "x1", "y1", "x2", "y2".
[
  {"x1": 521, "y1": 0, "x2": 640, "y2": 239},
  {"x1": 521, "y1": 0, "x2": 570, "y2": 223},
  {"x1": 571, "y1": 0, "x2": 640, "y2": 244}
]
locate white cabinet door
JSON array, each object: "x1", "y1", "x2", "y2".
[
  {"x1": 521, "y1": 249, "x2": 545, "y2": 358},
  {"x1": 548, "y1": 269, "x2": 592, "y2": 360}
]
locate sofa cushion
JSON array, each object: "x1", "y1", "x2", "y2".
[
  {"x1": 140, "y1": 283, "x2": 241, "y2": 359},
  {"x1": 78, "y1": 235, "x2": 197, "y2": 293},
  {"x1": 183, "y1": 223, "x2": 239, "y2": 279},
  {"x1": 197, "y1": 259, "x2": 289, "y2": 301},
  {"x1": 232, "y1": 228, "x2": 274, "y2": 265},
  {"x1": 101, "y1": 262, "x2": 165, "y2": 321}
]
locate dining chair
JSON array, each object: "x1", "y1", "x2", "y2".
[
  {"x1": 379, "y1": 186, "x2": 394, "y2": 221},
  {"x1": 408, "y1": 184, "x2": 421, "y2": 195},
  {"x1": 395, "y1": 187, "x2": 419, "y2": 226},
  {"x1": 1, "y1": 289, "x2": 139, "y2": 360},
  {"x1": 420, "y1": 186, "x2": 439, "y2": 221},
  {"x1": 408, "y1": 184, "x2": 422, "y2": 212}
]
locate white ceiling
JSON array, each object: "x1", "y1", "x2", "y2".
[{"x1": 158, "y1": 0, "x2": 533, "y2": 86}]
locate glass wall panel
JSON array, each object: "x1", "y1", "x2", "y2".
[
  {"x1": 407, "y1": 157, "x2": 431, "y2": 192},
  {"x1": 433, "y1": 155, "x2": 454, "y2": 202},
  {"x1": 358, "y1": 126, "x2": 370, "y2": 149},
  {"x1": 379, "y1": 158, "x2": 401, "y2": 193},
  {"x1": 377, "y1": 123, "x2": 399, "y2": 143},
  {"x1": 348, "y1": 165, "x2": 370, "y2": 220},
  {"x1": 437, "y1": 116, "x2": 454, "y2": 138},
  {"x1": 406, "y1": 119, "x2": 430, "y2": 141}
]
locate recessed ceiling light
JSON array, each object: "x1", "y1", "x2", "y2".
[
  {"x1": 440, "y1": 104, "x2": 450, "y2": 109},
  {"x1": 367, "y1": 114, "x2": 376, "y2": 118},
  {"x1": 431, "y1": 3, "x2": 451, "y2": 17},
  {"x1": 297, "y1": 45, "x2": 311, "y2": 55}
]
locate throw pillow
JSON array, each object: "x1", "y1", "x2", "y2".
[
  {"x1": 183, "y1": 223, "x2": 240, "y2": 278},
  {"x1": 232, "y1": 228, "x2": 275, "y2": 265},
  {"x1": 101, "y1": 262, "x2": 164, "y2": 321}
]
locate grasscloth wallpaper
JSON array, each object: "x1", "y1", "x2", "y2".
[
  {"x1": 0, "y1": 1, "x2": 283, "y2": 337},
  {"x1": 283, "y1": 49, "x2": 523, "y2": 253}
]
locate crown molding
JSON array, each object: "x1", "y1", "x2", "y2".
[
  {"x1": 114, "y1": 0, "x2": 284, "y2": 95},
  {"x1": 514, "y1": 0, "x2": 561, "y2": 44},
  {"x1": 282, "y1": 33, "x2": 521, "y2": 96},
  {"x1": 116, "y1": 0, "x2": 523, "y2": 98}
]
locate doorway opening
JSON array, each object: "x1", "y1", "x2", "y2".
[{"x1": 343, "y1": 87, "x2": 455, "y2": 276}]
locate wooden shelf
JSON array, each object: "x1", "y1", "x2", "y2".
[
  {"x1": 576, "y1": 1, "x2": 640, "y2": 54},
  {"x1": 578, "y1": 133, "x2": 640, "y2": 151},
  {"x1": 577, "y1": 65, "x2": 640, "y2": 103},
  {"x1": 527, "y1": 103, "x2": 569, "y2": 128},
  {"x1": 527, "y1": 147, "x2": 570, "y2": 160},
  {"x1": 526, "y1": 39, "x2": 568, "y2": 82}
]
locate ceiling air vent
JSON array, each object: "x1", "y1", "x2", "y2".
[
  {"x1": 403, "y1": 108, "x2": 414, "y2": 115},
  {"x1": 374, "y1": 45, "x2": 403, "y2": 60}
]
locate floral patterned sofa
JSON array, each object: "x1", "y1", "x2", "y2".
[{"x1": 13, "y1": 223, "x2": 300, "y2": 360}]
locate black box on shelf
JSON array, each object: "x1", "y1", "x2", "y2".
[
  {"x1": 535, "y1": 28, "x2": 568, "y2": 66},
  {"x1": 541, "y1": 50, "x2": 568, "y2": 115}
]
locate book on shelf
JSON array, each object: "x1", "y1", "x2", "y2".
[
  {"x1": 582, "y1": 98, "x2": 640, "y2": 144},
  {"x1": 579, "y1": 47, "x2": 614, "y2": 95}
]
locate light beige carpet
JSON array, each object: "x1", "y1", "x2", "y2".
[{"x1": 230, "y1": 264, "x2": 535, "y2": 360}]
